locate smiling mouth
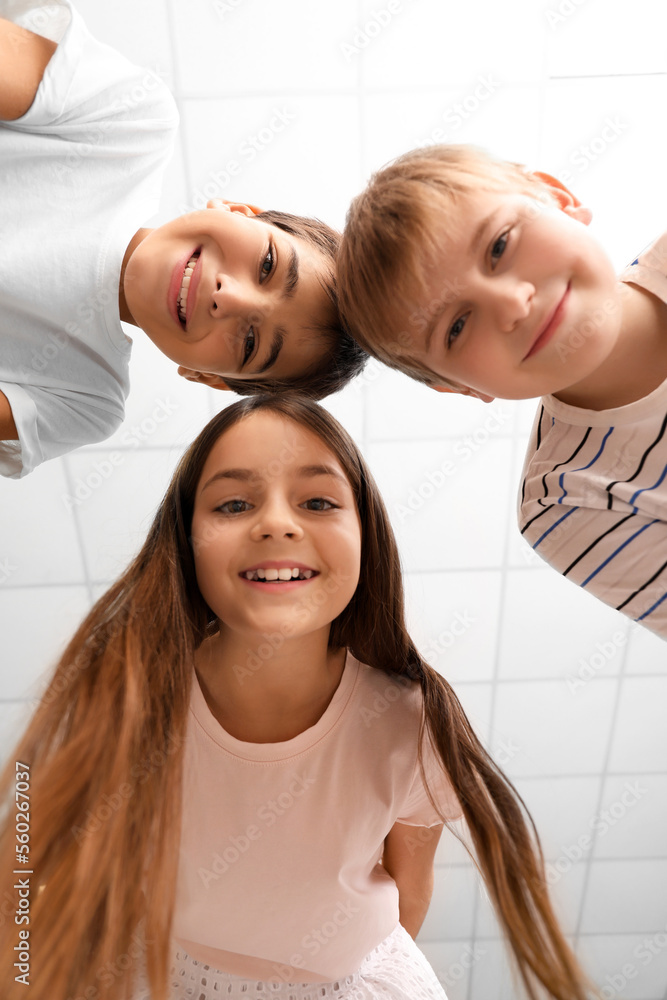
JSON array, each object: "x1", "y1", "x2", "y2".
[
  {"x1": 241, "y1": 567, "x2": 319, "y2": 583},
  {"x1": 177, "y1": 250, "x2": 201, "y2": 328},
  {"x1": 523, "y1": 284, "x2": 570, "y2": 361}
]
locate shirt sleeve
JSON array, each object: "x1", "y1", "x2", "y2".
[
  {"x1": 3, "y1": 0, "x2": 178, "y2": 134},
  {"x1": 396, "y1": 731, "x2": 463, "y2": 828},
  {"x1": 0, "y1": 380, "x2": 125, "y2": 479},
  {"x1": 519, "y1": 497, "x2": 667, "y2": 639}
]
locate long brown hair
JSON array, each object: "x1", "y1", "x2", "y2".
[{"x1": 0, "y1": 395, "x2": 593, "y2": 1000}]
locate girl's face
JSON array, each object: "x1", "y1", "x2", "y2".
[{"x1": 190, "y1": 411, "x2": 362, "y2": 643}]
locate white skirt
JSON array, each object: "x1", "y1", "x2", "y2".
[{"x1": 132, "y1": 923, "x2": 448, "y2": 1000}]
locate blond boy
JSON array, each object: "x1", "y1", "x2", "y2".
[{"x1": 338, "y1": 145, "x2": 667, "y2": 639}]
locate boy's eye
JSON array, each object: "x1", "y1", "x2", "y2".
[
  {"x1": 243, "y1": 327, "x2": 256, "y2": 363},
  {"x1": 216, "y1": 499, "x2": 252, "y2": 514},
  {"x1": 260, "y1": 243, "x2": 275, "y2": 281},
  {"x1": 490, "y1": 231, "x2": 510, "y2": 264},
  {"x1": 302, "y1": 497, "x2": 335, "y2": 511},
  {"x1": 447, "y1": 314, "x2": 468, "y2": 348}
]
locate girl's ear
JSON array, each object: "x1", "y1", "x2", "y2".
[
  {"x1": 206, "y1": 198, "x2": 263, "y2": 216},
  {"x1": 531, "y1": 171, "x2": 593, "y2": 225},
  {"x1": 177, "y1": 367, "x2": 232, "y2": 391},
  {"x1": 431, "y1": 385, "x2": 495, "y2": 404}
]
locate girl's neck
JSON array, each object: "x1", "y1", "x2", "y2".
[{"x1": 194, "y1": 629, "x2": 347, "y2": 744}]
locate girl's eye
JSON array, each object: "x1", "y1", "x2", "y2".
[
  {"x1": 260, "y1": 243, "x2": 275, "y2": 281},
  {"x1": 447, "y1": 314, "x2": 468, "y2": 348},
  {"x1": 216, "y1": 499, "x2": 252, "y2": 515},
  {"x1": 490, "y1": 231, "x2": 510, "y2": 264},
  {"x1": 243, "y1": 327, "x2": 256, "y2": 363},
  {"x1": 302, "y1": 498, "x2": 335, "y2": 511}
]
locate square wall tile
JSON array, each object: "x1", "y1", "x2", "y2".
[
  {"x1": 404, "y1": 570, "x2": 501, "y2": 683},
  {"x1": 625, "y1": 623, "x2": 667, "y2": 675},
  {"x1": 545, "y1": 0, "x2": 667, "y2": 77},
  {"x1": 367, "y1": 438, "x2": 514, "y2": 572},
  {"x1": 360, "y1": 0, "x2": 547, "y2": 89},
  {"x1": 365, "y1": 370, "x2": 518, "y2": 443},
  {"x1": 171, "y1": 0, "x2": 359, "y2": 96},
  {"x1": 0, "y1": 587, "x2": 91, "y2": 701},
  {"x1": 361, "y1": 87, "x2": 542, "y2": 180},
  {"x1": 540, "y1": 76, "x2": 667, "y2": 261},
  {"x1": 180, "y1": 94, "x2": 360, "y2": 227},
  {"x1": 418, "y1": 940, "x2": 477, "y2": 1000},
  {"x1": 579, "y1": 860, "x2": 667, "y2": 934},
  {"x1": 593, "y1": 774, "x2": 667, "y2": 860},
  {"x1": 498, "y1": 567, "x2": 630, "y2": 680},
  {"x1": 512, "y1": 775, "x2": 602, "y2": 862},
  {"x1": 468, "y1": 937, "x2": 530, "y2": 1000},
  {"x1": 70, "y1": 448, "x2": 182, "y2": 583},
  {"x1": 577, "y1": 934, "x2": 667, "y2": 1000},
  {"x1": 491, "y1": 677, "x2": 618, "y2": 777},
  {"x1": 0, "y1": 458, "x2": 86, "y2": 586},
  {"x1": 608, "y1": 678, "x2": 667, "y2": 774},
  {"x1": 0, "y1": 702, "x2": 34, "y2": 769},
  {"x1": 419, "y1": 864, "x2": 479, "y2": 942}
]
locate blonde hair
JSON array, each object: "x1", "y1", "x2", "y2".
[{"x1": 337, "y1": 144, "x2": 559, "y2": 389}]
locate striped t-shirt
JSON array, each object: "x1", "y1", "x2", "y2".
[{"x1": 519, "y1": 232, "x2": 667, "y2": 640}]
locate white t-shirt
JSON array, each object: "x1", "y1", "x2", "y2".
[
  {"x1": 173, "y1": 652, "x2": 462, "y2": 983},
  {"x1": 519, "y1": 232, "x2": 667, "y2": 639},
  {"x1": 0, "y1": 0, "x2": 178, "y2": 478}
]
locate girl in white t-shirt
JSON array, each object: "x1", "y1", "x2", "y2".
[{"x1": 0, "y1": 396, "x2": 592, "y2": 1000}]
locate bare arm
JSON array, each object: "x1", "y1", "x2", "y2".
[
  {"x1": 0, "y1": 17, "x2": 57, "y2": 121},
  {"x1": 0, "y1": 391, "x2": 18, "y2": 440},
  {"x1": 382, "y1": 821, "x2": 443, "y2": 939}
]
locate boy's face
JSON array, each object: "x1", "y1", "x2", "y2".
[
  {"x1": 405, "y1": 186, "x2": 622, "y2": 402},
  {"x1": 121, "y1": 203, "x2": 334, "y2": 388}
]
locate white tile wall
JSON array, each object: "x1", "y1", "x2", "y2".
[{"x1": 1, "y1": 1, "x2": 666, "y2": 997}]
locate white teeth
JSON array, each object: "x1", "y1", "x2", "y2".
[
  {"x1": 244, "y1": 567, "x2": 316, "y2": 582},
  {"x1": 177, "y1": 253, "x2": 199, "y2": 324}
]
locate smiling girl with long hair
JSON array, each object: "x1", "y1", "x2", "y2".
[{"x1": 0, "y1": 396, "x2": 593, "y2": 1000}]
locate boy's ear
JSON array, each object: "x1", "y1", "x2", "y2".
[
  {"x1": 206, "y1": 198, "x2": 263, "y2": 216},
  {"x1": 531, "y1": 171, "x2": 593, "y2": 225},
  {"x1": 431, "y1": 385, "x2": 495, "y2": 404},
  {"x1": 177, "y1": 367, "x2": 233, "y2": 391}
]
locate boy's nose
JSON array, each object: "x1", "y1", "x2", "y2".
[
  {"x1": 491, "y1": 278, "x2": 535, "y2": 332},
  {"x1": 209, "y1": 275, "x2": 260, "y2": 319}
]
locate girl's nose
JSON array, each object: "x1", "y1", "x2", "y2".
[{"x1": 250, "y1": 499, "x2": 304, "y2": 541}]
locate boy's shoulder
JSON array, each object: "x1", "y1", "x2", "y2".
[{"x1": 620, "y1": 230, "x2": 667, "y2": 305}]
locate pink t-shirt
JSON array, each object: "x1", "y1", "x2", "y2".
[{"x1": 172, "y1": 651, "x2": 462, "y2": 983}]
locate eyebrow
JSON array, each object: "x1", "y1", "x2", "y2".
[
  {"x1": 200, "y1": 463, "x2": 347, "y2": 493},
  {"x1": 250, "y1": 330, "x2": 284, "y2": 375}
]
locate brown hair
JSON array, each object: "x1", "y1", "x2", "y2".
[
  {"x1": 337, "y1": 144, "x2": 559, "y2": 390},
  {"x1": 0, "y1": 395, "x2": 593, "y2": 1000},
  {"x1": 222, "y1": 210, "x2": 368, "y2": 399}
]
